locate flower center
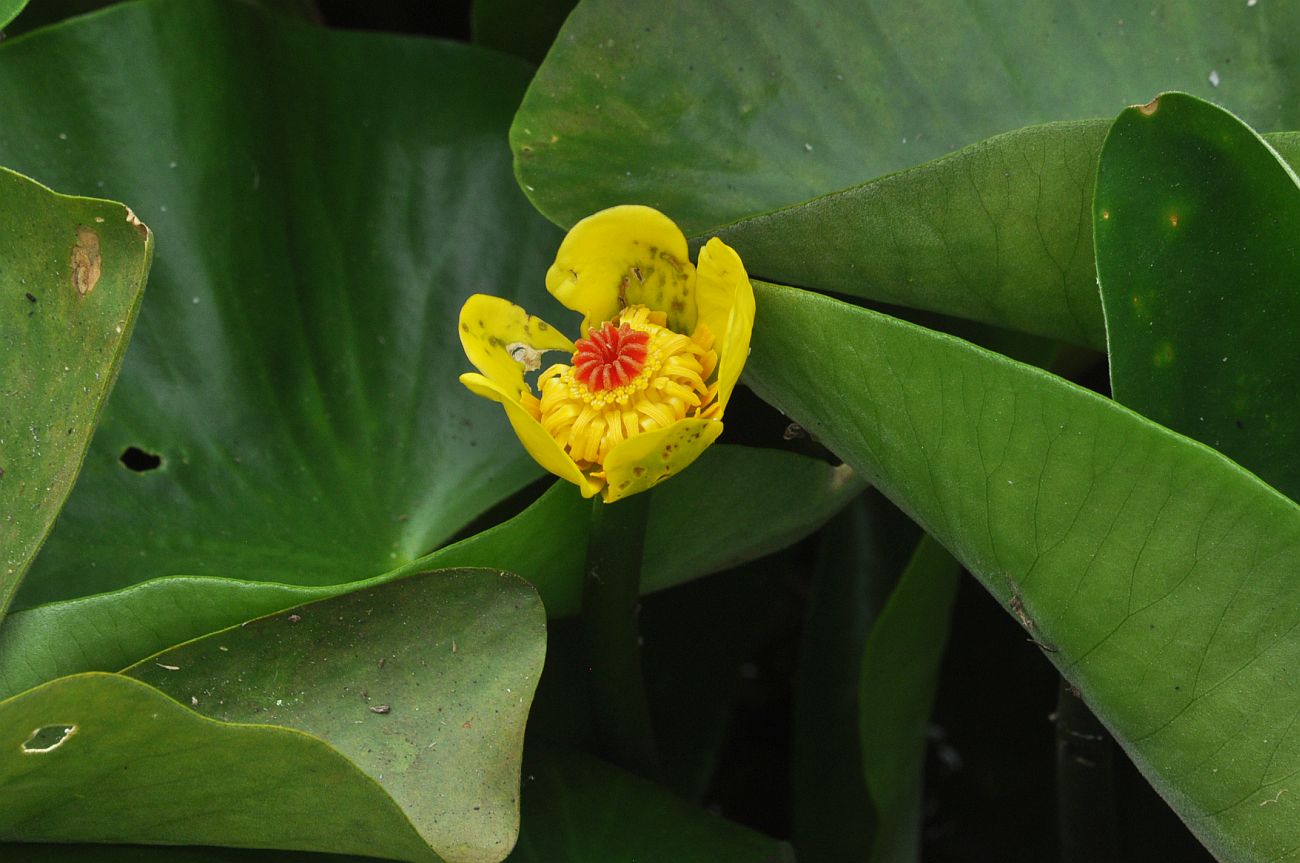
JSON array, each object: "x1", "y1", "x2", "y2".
[
  {"x1": 531, "y1": 306, "x2": 719, "y2": 470},
  {"x1": 573, "y1": 322, "x2": 649, "y2": 392}
]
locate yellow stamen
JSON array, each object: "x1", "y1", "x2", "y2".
[{"x1": 532, "y1": 305, "x2": 717, "y2": 469}]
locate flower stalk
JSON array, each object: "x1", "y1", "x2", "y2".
[{"x1": 581, "y1": 489, "x2": 662, "y2": 781}]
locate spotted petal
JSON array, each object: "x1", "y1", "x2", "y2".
[
  {"x1": 459, "y1": 294, "x2": 574, "y2": 399},
  {"x1": 600, "y1": 418, "x2": 724, "y2": 503},
  {"x1": 545, "y1": 205, "x2": 697, "y2": 336}
]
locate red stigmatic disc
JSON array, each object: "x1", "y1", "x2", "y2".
[{"x1": 573, "y1": 322, "x2": 650, "y2": 392}]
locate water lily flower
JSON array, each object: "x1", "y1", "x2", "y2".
[{"x1": 458, "y1": 205, "x2": 755, "y2": 502}]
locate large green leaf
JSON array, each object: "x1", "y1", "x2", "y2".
[
  {"x1": 713, "y1": 124, "x2": 1300, "y2": 349},
  {"x1": 744, "y1": 282, "x2": 1300, "y2": 862},
  {"x1": 0, "y1": 1, "x2": 853, "y2": 638},
  {"x1": 1, "y1": 568, "x2": 545, "y2": 861},
  {"x1": 512, "y1": 0, "x2": 1300, "y2": 235},
  {"x1": 0, "y1": 446, "x2": 860, "y2": 700},
  {"x1": 0, "y1": 167, "x2": 151, "y2": 619},
  {"x1": 0, "y1": 0, "x2": 558, "y2": 612},
  {"x1": 1096, "y1": 92, "x2": 1300, "y2": 501},
  {"x1": 507, "y1": 747, "x2": 792, "y2": 862}
]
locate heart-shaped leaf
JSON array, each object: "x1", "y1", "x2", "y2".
[
  {"x1": 0, "y1": 1, "x2": 853, "y2": 653},
  {"x1": 744, "y1": 282, "x2": 1300, "y2": 862},
  {"x1": 1096, "y1": 92, "x2": 1300, "y2": 501},
  {"x1": 0, "y1": 167, "x2": 151, "y2": 619},
  {"x1": 1, "y1": 568, "x2": 545, "y2": 862},
  {"x1": 0, "y1": 0, "x2": 560, "y2": 613}
]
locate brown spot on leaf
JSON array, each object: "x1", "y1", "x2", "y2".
[
  {"x1": 71, "y1": 226, "x2": 101, "y2": 296},
  {"x1": 124, "y1": 206, "x2": 148, "y2": 239},
  {"x1": 1137, "y1": 96, "x2": 1160, "y2": 116}
]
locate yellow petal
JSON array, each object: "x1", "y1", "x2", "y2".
[
  {"x1": 460, "y1": 372, "x2": 602, "y2": 498},
  {"x1": 694, "y1": 238, "x2": 755, "y2": 413},
  {"x1": 459, "y1": 294, "x2": 575, "y2": 399},
  {"x1": 600, "y1": 417, "x2": 723, "y2": 503},
  {"x1": 545, "y1": 205, "x2": 698, "y2": 335}
]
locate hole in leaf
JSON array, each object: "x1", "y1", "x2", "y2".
[
  {"x1": 22, "y1": 725, "x2": 77, "y2": 753},
  {"x1": 120, "y1": 446, "x2": 163, "y2": 472}
]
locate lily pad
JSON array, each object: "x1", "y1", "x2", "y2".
[
  {"x1": 0, "y1": 167, "x2": 151, "y2": 619},
  {"x1": 1096, "y1": 92, "x2": 1300, "y2": 501},
  {"x1": 721, "y1": 124, "x2": 1300, "y2": 349},
  {"x1": 0, "y1": 0, "x2": 561, "y2": 613},
  {"x1": 1, "y1": 568, "x2": 545, "y2": 862},
  {"x1": 0, "y1": 1, "x2": 855, "y2": 655},
  {"x1": 744, "y1": 282, "x2": 1300, "y2": 862},
  {"x1": 512, "y1": 0, "x2": 1300, "y2": 235},
  {"x1": 0, "y1": 446, "x2": 861, "y2": 700}
]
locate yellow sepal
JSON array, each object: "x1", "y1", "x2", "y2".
[
  {"x1": 694, "y1": 238, "x2": 755, "y2": 413},
  {"x1": 460, "y1": 372, "x2": 603, "y2": 498},
  {"x1": 459, "y1": 294, "x2": 575, "y2": 399},
  {"x1": 545, "y1": 205, "x2": 698, "y2": 336},
  {"x1": 600, "y1": 418, "x2": 724, "y2": 503}
]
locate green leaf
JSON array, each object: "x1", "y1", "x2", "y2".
[
  {"x1": 0, "y1": 0, "x2": 559, "y2": 613},
  {"x1": 507, "y1": 747, "x2": 792, "y2": 862},
  {"x1": 512, "y1": 0, "x2": 1300, "y2": 235},
  {"x1": 0, "y1": 446, "x2": 860, "y2": 700},
  {"x1": 0, "y1": 167, "x2": 151, "y2": 619},
  {"x1": 744, "y1": 282, "x2": 1300, "y2": 862},
  {"x1": 859, "y1": 534, "x2": 960, "y2": 863},
  {"x1": 1, "y1": 568, "x2": 545, "y2": 862},
  {"x1": 713, "y1": 120, "x2": 1112, "y2": 348},
  {"x1": 713, "y1": 123, "x2": 1300, "y2": 349},
  {"x1": 1096, "y1": 92, "x2": 1300, "y2": 501},
  {"x1": 0, "y1": 0, "x2": 25, "y2": 29},
  {"x1": 0, "y1": 0, "x2": 853, "y2": 647}
]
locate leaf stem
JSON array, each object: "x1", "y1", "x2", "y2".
[
  {"x1": 1055, "y1": 677, "x2": 1121, "y2": 863},
  {"x1": 581, "y1": 490, "x2": 662, "y2": 781}
]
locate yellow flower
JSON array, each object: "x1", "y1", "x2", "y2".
[{"x1": 458, "y1": 205, "x2": 755, "y2": 503}]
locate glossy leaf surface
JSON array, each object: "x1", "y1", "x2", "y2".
[
  {"x1": 1096, "y1": 92, "x2": 1300, "y2": 501},
  {"x1": 745, "y1": 282, "x2": 1300, "y2": 862},
  {"x1": 513, "y1": 0, "x2": 1300, "y2": 235},
  {"x1": 0, "y1": 446, "x2": 860, "y2": 700},
  {"x1": 0, "y1": 2, "x2": 853, "y2": 654},
  {"x1": 0, "y1": 168, "x2": 151, "y2": 618},
  {"x1": 715, "y1": 125, "x2": 1300, "y2": 349},
  {"x1": 0, "y1": 0, "x2": 558, "y2": 612},
  {"x1": 1, "y1": 568, "x2": 545, "y2": 862}
]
